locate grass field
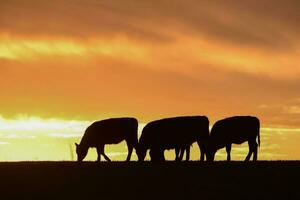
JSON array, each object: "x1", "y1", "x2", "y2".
[{"x1": 0, "y1": 161, "x2": 299, "y2": 199}]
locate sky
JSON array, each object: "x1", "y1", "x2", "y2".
[{"x1": 0, "y1": 0, "x2": 300, "y2": 161}]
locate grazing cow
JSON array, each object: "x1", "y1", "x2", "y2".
[
  {"x1": 75, "y1": 117, "x2": 138, "y2": 162},
  {"x1": 206, "y1": 116, "x2": 260, "y2": 162},
  {"x1": 137, "y1": 116, "x2": 209, "y2": 162}
]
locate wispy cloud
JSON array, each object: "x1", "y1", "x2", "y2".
[
  {"x1": 1, "y1": 1, "x2": 300, "y2": 78},
  {"x1": 285, "y1": 106, "x2": 300, "y2": 114},
  {"x1": 0, "y1": 141, "x2": 10, "y2": 145},
  {"x1": 2, "y1": 0, "x2": 300, "y2": 48},
  {"x1": 0, "y1": 35, "x2": 147, "y2": 62}
]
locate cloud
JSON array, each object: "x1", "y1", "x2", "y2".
[
  {"x1": 0, "y1": 36, "x2": 148, "y2": 61},
  {"x1": 0, "y1": 115, "x2": 147, "y2": 139},
  {"x1": 0, "y1": 141, "x2": 10, "y2": 145},
  {"x1": 0, "y1": 0, "x2": 172, "y2": 42},
  {"x1": 285, "y1": 106, "x2": 300, "y2": 114},
  {"x1": 1, "y1": 0, "x2": 300, "y2": 49},
  {"x1": 0, "y1": 0, "x2": 300, "y2": 127},
  {"x1": 0, "y1": 53, "x2": 299, "y2": 127},
  {"x1": 0, "y1": 115, "x2": 89, "y2": 138},
  {"x1": 1, "y1": 0, "x2": 300, "y2": 80}
]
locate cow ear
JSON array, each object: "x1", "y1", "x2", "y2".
[{"x1": 75, "y1": 143, "x2": 79, "y2": 147}]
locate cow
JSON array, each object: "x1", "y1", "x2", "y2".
[
  {"x1": 136, "y1": 116, "x2": 209, "y2": 162},
  {"x1": 75, "y1": 117, "x2": 138, "y2": 162},
  {"x1": 206, "y1": 116, "x2": 260, "y2": 162}
]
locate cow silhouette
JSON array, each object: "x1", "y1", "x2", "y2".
[
  {"x1": 137, "y1": 116, "x2": 209, "y2": 162},
  {"x1": 206, "y1": 116, "x2": 260, "y2": 162},
  {"x1": 75, "y1": 117, "x2": 138, "y2": 162}
]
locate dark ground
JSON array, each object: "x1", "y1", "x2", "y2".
[{"x1": 0, "y1": 161, "x2": 299, "y2": 200}]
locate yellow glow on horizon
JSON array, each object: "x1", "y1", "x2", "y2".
[
  {"x1": 0, "y1": 115, "x2": 298, "y2": 161},
  {"x1": 0, "y1": 115, "x2": 89, "y2": 138}
]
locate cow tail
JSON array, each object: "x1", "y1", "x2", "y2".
[
  {"x1": 134, "y1": 119, "x2": 139, "y2": 148},
  {"x1": 258, "y1": 130, "x2": 260, "y2": 147},
  {"x1": 257, "y1": 120, "x2": 260, "y2": 147}
]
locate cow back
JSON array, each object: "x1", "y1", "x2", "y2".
[
  {"x1": 140, "y1": 116, "x2": 209, "y2": 150},
  {"x1": 210, "y1": 116, "x2": 260, "y2": 145},
  {"x1": 80, "y1": 117, "x2": 138, "y2": 147}
]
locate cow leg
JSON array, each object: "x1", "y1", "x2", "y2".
[
  {"x1": 226, "y1": 144, "x2": 232, "y2": 161},
  {"x1": 179, "y1": 147, "x2": 185, "y2": 161},
  {"x1": 125, "y1": 140, "x2": 133, "y2": 162},
  {"x1": 245, "y1": 141, "x2": 254, "y2": 162},
  {"x1": 149, "y1": 149, "x2": 156, "y2": 161},
  {"x1": 199, "y1": 143, "x2": 205, "y2": 162},
  {"x1": 158, "y1": 149, "x2": 165, "y2": 162},
  {"x1": 185, "y1": 146, "x2": 190, "y2": 161},
  {"x1": 99, "y1": 145, "x2": 111, "y2": 162},
  {"x1": 96, "y1": 147, "x2": 102, "y2": 162},
  {"x1": 175, "y1": 147, "x2": 180, "y2": 161},
  {"x1": 150, "y1": 148, "x2": 160, "y2": 162},
  {"x1": 102, "y1": 153, "x2": 111, "y2": 162},
  {"x1": 150, "y1": 148, "x2": 165, "y2": 162},
  {"x1": 252, "y1": 141, "x2": 258, "y2": 161},
  {"x1": 249, "y1": 139, "x2": 258, "y2": 161},
  {"x1": 197, "y1": 141, "x2": 205, "y2": 161}
]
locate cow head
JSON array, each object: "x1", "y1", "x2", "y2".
[
  {"x1": 136, "y1": 144, "x2": 147, "y2": 161},
  {"x1": 75, "y1": 143, "x2": 88, "y2": 162}
]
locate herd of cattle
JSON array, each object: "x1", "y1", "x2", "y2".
[{"x1": 75, "y1": 116, "x2": 260, "y2": 162}]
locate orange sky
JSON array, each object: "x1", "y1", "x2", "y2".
[{"x1": 0, "y1": 0, "x2": 300, "y2": 160}]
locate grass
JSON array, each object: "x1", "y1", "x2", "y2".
[{"x1": 0, "y1": 161, "x2": 299, "y2": 199}]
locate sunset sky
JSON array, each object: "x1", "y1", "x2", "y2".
[{"x1": 0, "y1": 0, "x2": 300, "y2": 161}]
